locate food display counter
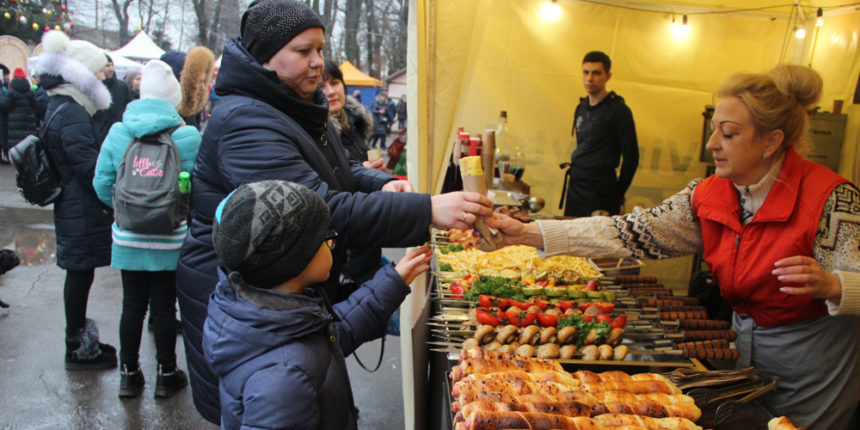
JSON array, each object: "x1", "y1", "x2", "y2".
[{"x1": 418, "y1": 228, "x2": 793, "y2": 430}]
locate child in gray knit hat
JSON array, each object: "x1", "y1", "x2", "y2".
[{"x1": 203, "y1": 180, "x2": 430, "y2": 429}]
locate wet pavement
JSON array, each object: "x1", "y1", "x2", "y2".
[{"x1": 0, "y1": 163, "x2": 405, "y2": 429}]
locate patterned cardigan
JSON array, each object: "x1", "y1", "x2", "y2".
[{"x1": 538, "y1": 179, "x2": 860, "y2": 316}]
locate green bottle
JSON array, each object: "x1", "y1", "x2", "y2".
[{"x1": 178, "y1": 171, "x2": 191, "y2": 194}]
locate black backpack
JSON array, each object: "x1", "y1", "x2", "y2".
[
  {"x1": 112, "y1": 127, "x2": 189, "y2": 233},
  {"x1": 9, "y1": 102, "x2": 70, "y2": 206}
]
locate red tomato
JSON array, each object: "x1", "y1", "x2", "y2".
[
  {"x1": 611, "y1": 315, "x2": 627, "y2": 329},
  {"x1": 449, "y1": 284, "x2": 464, "y2": 299},
  {"x1": 532, "y1": 300, "x2": 549, "y2": 311},
  {"x1": 478, "y1": 295, "x2": 509, "y2": 309},
  {"x1": 505, "y1": 309, "x2": 537, "y2": 327},
  {"x1": 556, "y1": 301, "x2": 574, "y2": 311},
  {"x1": 595, "y1": 314, "x2": 612, "y2": 324},
  {"x1": 584, "y1": 280, "x2": 601, "y2": 291},
  {"x1": 583, "y1": 315, "x2": 593, "y2": 323},
  {"x1": 535, "y1": 280, "x2": 549, "y2": 287},
  {"x1": 475, "y1": 308, "x2": 503, "y2": 326},
  {"x1": 537, "y1": 313, "x2": 559, "y2": 327},
  {"x1": 508, "y1": 299, "x2": 530, "y2": 311},
  {"x1": 594, "y1": 302, "x2": 616, "y2": 314}
]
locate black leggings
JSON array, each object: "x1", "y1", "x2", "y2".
[
  {"x1": 119, "y1": 270, "x2": 178, "y2": 367},
  {"x1": 64, "y1": 268, "x2": 95, "y2": 338}
]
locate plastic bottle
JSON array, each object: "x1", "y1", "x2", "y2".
[{"x1": 178, "y1": 171, "x2": 191, "y2": 194}]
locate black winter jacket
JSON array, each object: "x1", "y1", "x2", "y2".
[
  {"x1": 176, "y1": 38, "x2": 432, "y2": 424},
  {"x1": 40, "y1": 75, "x2": 112, "y2": 271},
  {"x1": 93, "y1": 75, "x2": 132, "y2": 144},
  {"x1": 3, "y1": 78, "x2": 39, "y2": 145}
]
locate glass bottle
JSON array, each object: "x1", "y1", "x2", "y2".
[{"x1": 494, "y1": 110, "x2": 525, "y2": 181}]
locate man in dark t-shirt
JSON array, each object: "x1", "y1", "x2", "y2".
[{"x1": 564, "y1": 51, "x2": 639, "y2": 217}]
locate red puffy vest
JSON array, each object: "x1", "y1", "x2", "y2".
[{"x1": 692, "y1": 148, "x2": 847, "y2": 327}]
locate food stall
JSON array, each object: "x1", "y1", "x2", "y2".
[{"x1": 397, "y1": 2, "x2": 860, "y2": 429}]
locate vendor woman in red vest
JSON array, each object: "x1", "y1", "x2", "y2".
[{"x1": 488, "y1": 64, "x2": 860, "y2": 430}]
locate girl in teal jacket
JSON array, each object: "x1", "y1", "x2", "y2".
[{"x1": 93, "y1": 60, "x2": 200, "y2": 399}]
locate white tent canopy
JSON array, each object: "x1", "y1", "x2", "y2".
[{"x1": 110, "y1": 31, "x2": 165, "y2": 60}]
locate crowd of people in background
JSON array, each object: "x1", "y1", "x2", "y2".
[{"x1": 0, "y1": 6, "x2": 415, "y2": 413}]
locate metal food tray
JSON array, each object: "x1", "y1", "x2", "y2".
[
  {"x1": 429, "y1": 228, "x2": 705, "y2": 369},
  {"x1": 588, "y1": 257, "x2": 645, "y2": 277},
  {"x1": 440, "y1": 354, "x2": 772, "y2": 430}
]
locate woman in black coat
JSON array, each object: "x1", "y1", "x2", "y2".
[
  {"x1": 175, "y1": 0, "x2": 492, "y2": 423},
  {"x1": 321, "y1": 59, "x2": 386, "y2": 286},
  {"x1": 32, "y1": 31, "x2": 116, "y2": 370},
  {"x1": 2, "y1": 69, "x2": 39, "y2": 148}
]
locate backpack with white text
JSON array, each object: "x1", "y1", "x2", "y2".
[{"x1": 112, "y1": 127, "x2": 189, "y2": 233}]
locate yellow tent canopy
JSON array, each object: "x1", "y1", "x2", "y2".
[{"x1": 339, "y1": 60, "x2": 382, "y2": 87}]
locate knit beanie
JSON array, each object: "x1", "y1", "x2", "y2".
[
  {"x1": 13, "y1": 67, "x2": 26, "y2": 79},
  {"x1": 140, "y1": 60, "x2": 182, "y2": 108},
  {"x1": 42, "y1": 30, "x2": 108, "y2": 74},
  {"x1": 213, "y1": 180, "x2": 331, "y2": 288},
  {"x1": 159, "y1": 51, "x2": 186, "y2": 80},
  {"x1": 240, "y1": 0, "x2": 325, "y2": 64}
]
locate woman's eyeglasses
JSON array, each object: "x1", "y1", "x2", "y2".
[{"x1": 324, "y1": 230, "x2": 338, "y2": 251}]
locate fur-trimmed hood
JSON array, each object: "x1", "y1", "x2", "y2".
[
  {"x1": 178, "y1": 46, "x2": 215, "y2": 117},
  {"x1": 331, "y1": 95, "x2": 373, "y2": 140},
  {"x1": 31, "y1": 51, "x2": 111, "y2": 111}
]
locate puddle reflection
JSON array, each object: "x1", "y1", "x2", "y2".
[{"x1": 0, "y1": 207, "x2": 56, "y2": 266}]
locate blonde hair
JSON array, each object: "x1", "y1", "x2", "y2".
[
  {"x1": 178, "y1": 46, "x2": 215, "y2": 118},
  {"x1": 716, "y1": 64, "x2": 822, "y2": 157}
]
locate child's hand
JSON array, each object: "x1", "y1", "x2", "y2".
[{"x1": 395, "y1": 246, "x2": 432, "y2": 285}]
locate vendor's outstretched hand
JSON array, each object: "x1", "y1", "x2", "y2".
[
  {"x1": 486, "y1": 213, "x2": 525, "y2": 244},
  {"x1": 773, "y1": 256, "x2": 842, "y2": 302},
  {"x1": 430, "y1": 192, "x2": 493, "y2": 230},
  {"x1": 395, "y1": 246, "x2": 432, "y2": 285},
  {"x1": 381, "y1": 179, "x2": 414, "y2": 192},
  {"x1": 486, "y1": 213, "x2": 544, "y2": 248}
]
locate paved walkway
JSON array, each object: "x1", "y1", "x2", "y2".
[{"x1": 0, "y1": 163, "x2": 405, "y2": 429}]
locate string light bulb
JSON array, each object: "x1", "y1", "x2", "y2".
[
  {"x1": 794, "y1": 26, "x2": 806, "y2": 39},
  {"x1": 670, "y1": 13, "x2": 690, "y2": 38},
  {"x1": 539, "y1": 0, "x2": 562, "y2": 22},
  {"x1": 816, "y1": 8, "x2": 823, "y2": 27}
]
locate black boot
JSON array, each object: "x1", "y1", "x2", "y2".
[
  {"x1": 65, "y1": 319, "x2": 117, "y2": 370},
  {"x1": 154, "y1": 363, "x2": 187, "y2": 398},
  {"x1": 118, "y1": 363, "x2": 145, "y2": 398}
]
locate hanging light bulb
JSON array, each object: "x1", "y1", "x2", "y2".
[
  {"x1": 539, "y1": 0, "x2": 561, "y2": 22},
  {"x1": 670, "y1": 13, "x2": 690, "y2": 39},
  {"x1": 794, "y1": 26, "x2": 806, "y2": 39},
  {"x1": 816, "y1": 8, "x2": 823, "y2": 27}
]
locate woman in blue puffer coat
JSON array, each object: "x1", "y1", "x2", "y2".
[
  {"x1": 176, "y1": 0, "x2": 492, "y2": 423},
  {"x1": 31, "y1": 31, "x2": 116, "y2": 370},
  {"x1": 94, "y1": 60, "x2": 200, "y2": 399}
]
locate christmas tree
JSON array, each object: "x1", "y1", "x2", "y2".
[{"x1": 0, "y1": 0, "x2": 72, "y2": 44}]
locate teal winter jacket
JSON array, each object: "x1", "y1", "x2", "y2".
[{"x1": 93, "y1": 97, "x2": 201, "y2": 271}]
